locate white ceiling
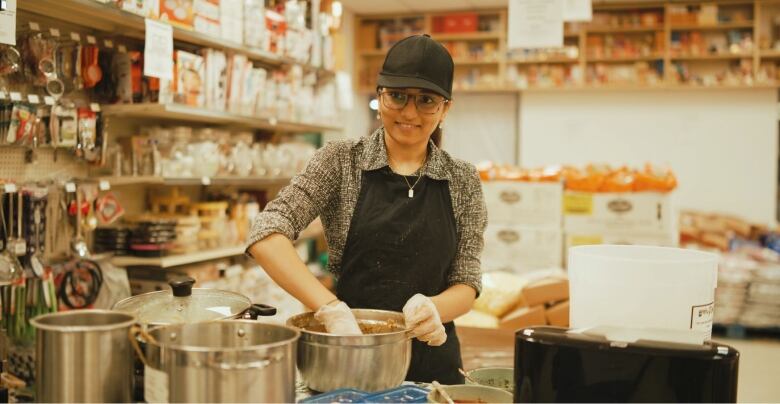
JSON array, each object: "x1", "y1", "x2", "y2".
[{"x1": 339, "y1": 0, "x2": 508, "y2": 14}]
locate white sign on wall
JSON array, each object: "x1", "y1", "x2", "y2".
[
  {"x1": 508, "y1": 0, "x2": 564, "y2": 49},
  {"x1": 563, "y1": 0, "x2": 592, "y2": 22},
  {"x1": 143, "y1": 18, "x2": 174, "y2": 80}
]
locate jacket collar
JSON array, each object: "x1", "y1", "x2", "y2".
[{"x1": 357, "y1": 127, "x2": 451, "y2": 181}]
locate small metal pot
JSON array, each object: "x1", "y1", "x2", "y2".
[
  {"x1": 287, "y1": 309, "x2": 412, "y2": 392},
  {"x1": 135, "y1": 320, "x2": 299, "y2": 403}
]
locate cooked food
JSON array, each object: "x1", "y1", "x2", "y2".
[{"x1": 304, "y1": 319, "x2": 403, "y2": 334}]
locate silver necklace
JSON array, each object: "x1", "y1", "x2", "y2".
[{"x1": 388, "y1": 154, "x2": 426, "y2": 198}]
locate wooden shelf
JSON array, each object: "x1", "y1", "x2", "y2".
[
  {"x1": 111, "y1": 245, "x2": 247, "y2": 268},
  {"x1": 430, "y1": 32, "x2": 503, "y2": 41},
  {"x1": 509, "y1": 57, "x2": 579, "y2": 64},
  {"x1": 587, "y1": 54, "x2": 664, "y2": 63},
  {"x1": 453, "y1": 59, "x2": 501, "y2": 66},
  {"x1": 90, "y1": 176, "x2": 292, "y2": 187},
  {"x1": 671, "y1": 53, "x2": 753, "y2": 60},
  {"x1": 760, "y1": 50, "x2": 780, "y2": 59},
  {"x1": 671, "y1": 22, "x2": 755, "y2": 31},
  {"x1": 359, "y1": 49, "x2": 388, "y2": 57},
  {"x1": 585, "y1": 25, "x2": 664, "y2": 33},
  {"x1": 101, "y1": 104, "x2": 342, "y2": 132},
  {"x1": 17, "y1": 0, "x2": 335, "y2": 76}
]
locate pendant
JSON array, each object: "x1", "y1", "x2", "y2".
[{"x1": 408, "y1": 189, "x2": 414, "y2": 198}]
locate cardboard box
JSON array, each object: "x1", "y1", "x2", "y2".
[
  {"x1": 220, "y1": 0, "x2": 244, "y2": 43},
  {"x1": 563, "y1": 192, "x2": 674, "y2": 234},
  {"x1": 499, "y1": 305, "x2": 546, "y2": 330},
  {"x1": 482, "y1": 225, "x2": 563, "y2": 274},
  {"x1": 243, "y1": 0, "x2": 266, "y2": 48},
  {"x1": 483, "y1": 181, "x2": 563, "y2": 226},
  {"x1": 194, "y1": 0, "x2": 221, "y2": 37},
  {"x1": 545, "y1": 301, "x2": 570, "y2": 327},
  {"x1": 121, "y1": 0, "x2": 159, "y2": 18},
  {"x1": 522, "y1": 279, "x2": 569, "y2": 307}
]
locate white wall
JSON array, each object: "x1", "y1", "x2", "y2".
[
  {"x1": 442, "y1": 94, "x2": 519, "y2": 165},
  {"x1": 520, "y1": 89, "x2": 778, "y2": 225}
]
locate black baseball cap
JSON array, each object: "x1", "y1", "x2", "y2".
[{"x1": 377, "y1": 34, "x2": 454, "y2": 100}]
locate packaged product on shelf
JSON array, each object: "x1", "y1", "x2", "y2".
[
  {"x1": 220, "y1": 0, "x2": 244, "y2": 44},
  {"x1": 226, "y1": 54, "x2": 250, "y2": 113},
  {"x1": 240, "y1": 68, "x2": 264, "y2": 116},
  {"x1": 119, "y1": 0, "x2": 160, "y2": 18},
  {"x1": 159, "y1": 0, "x2": 195, "y2": 29},
  {"x1": 250, "y1": 68, "x2": 268, "y2": 115},
  {"x1": 194, "y1": 0, "x2": 221, "y2": 38},
  {"x1": 174, "y1": 50, "x2": 205, "y2": 107},
  {"x1": 202, "y1": 49, "x2": 228, "y2": 110},
  {"x1": 243, "y1": 0, "x2": 267, "y2": 49},
  {"x1": 265, "y1": 9, "x2": 287, "y2": 56}
]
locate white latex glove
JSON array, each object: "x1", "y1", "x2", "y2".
[
  {"x1": 403, "y1": 294, "x2": 447, "y2": 346},
  {"x1": 314, "y1": 301, "x2": 363, "y2": 335}
]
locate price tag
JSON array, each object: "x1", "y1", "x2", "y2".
[
  {"x1": 65, "y1": 182, "x2": 76, "y2": 193},
  {"x1": 117, "y1": 44, "x2": 127, "y2": 53},
  {"x1": 86, "y1": 35, "x2": 97, "y2": 45},
  {"x1": 104, "y1": 39, "x2": 114, "y2": 48},
  {"x1": 90, "y1": 103, "x2": 101, "y2": 112},
  {"x1": 201, "y1": 176, "x2": 211, "y2": 186},
  {"x1": 70, "y1": 32, "x2": 81, "y2": 42},
  {"x1": 99, "y1": 180, "x2": 110, "y2": 191},
  {"x1": 43, "y1": 96, "x2": 54, "y2": 105},
  {"x1": 27, "y1": 94, "x2": 40, "y2": 104},
  {"x1": 29, "y1": 22, "x2": 40, "y2": 31},
  {"x1": 50, "y1": 28, "x2": 60, "y2": 37},
  {"x1": 269, "y1": 117, "x2": 278, "y2": 126},
  {"x1": 3, "y1": 183, "x2": 17, "y2": 193},
  {"x1": 9, "y1": 92, "x2": 21, "y2": 102}
]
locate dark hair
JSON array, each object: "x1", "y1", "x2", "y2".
[{"x1": 431, "y1": 126, "x2": 442, "y2": 148}]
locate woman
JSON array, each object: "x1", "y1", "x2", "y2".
[{"x1": 247, "y1": 34, "x2": 487, "y2": 384}]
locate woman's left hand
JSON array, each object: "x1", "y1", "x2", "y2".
[{"x1": 403, "y1": 294, "x2": 447, "y2": 346}]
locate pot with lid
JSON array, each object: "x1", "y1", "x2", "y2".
[{"x1": 112, "y1": 276, "x2": 277, "y2": 326}]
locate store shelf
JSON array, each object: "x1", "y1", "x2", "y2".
[
  {"x1": 17, "y1": 0, "x2": 334, "y2": 76},
  {"x1": 671, "y1": 53, "x2": 754, "y2": 60},
  {"x1": 585, "y1": 25, "x2": 663, "y2": 33},
  {"x1": 453, "y1": 59, "x2": 501, "y2": 66},
  {"x1": 90, "y1": 176, "x2": 292, "y2": 187},
  {"x1": 760, "y1": 50, "x2": 780, "y2": 59},
  {"x1": 101, "y1": 104, "x2": 342, "y2": 132},
  {"x1": 671, "y1": 22, "x2": 755, "y2": 31},
  {"x1": 111, "y1": 245, "x2": 247, "y2": 268},
  {"x1": 509, "y1": 57, "x2": 579, "y2": 64},
  {"x1": 586, "y1": 54, "x2": 664, "y2": 63},
  {"x1": 430, "y1": 32, "x2": 503, "y2": 41},
  {"x1": 359, "y1": 49, "x2": 389, "y2": 57}
]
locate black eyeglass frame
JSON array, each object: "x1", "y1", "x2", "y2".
[{"x1": 377, "y1": 89, "x2": 450, "y2": 115}]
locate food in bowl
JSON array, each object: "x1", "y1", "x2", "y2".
[
  {"x1": 300, "y1": 318, "x2": 404, "y2": 335},
  {"x1": 427, "y1": 384, "x2": 513, "y2": 404},
  {"x1": 465, "y1": 367, "x2": 514, "y2": 392}
]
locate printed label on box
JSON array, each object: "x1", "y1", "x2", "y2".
[
  {"x1": 690, "y1": 302, "x2": 714, "y2": 339},
  {"x1": 564, "y1": 193, "x2": 593, "y2": 215}
]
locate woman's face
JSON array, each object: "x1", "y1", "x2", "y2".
[{"x1": 379, "y1": 87, "x2": 451, "y2": 148}]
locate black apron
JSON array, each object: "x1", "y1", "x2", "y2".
[{"x1": 336, "y1": 167, "x2": 465, "y2": 385}]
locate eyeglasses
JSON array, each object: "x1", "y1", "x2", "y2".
[{"x1": 378, "y1": 90, "x2": 449, "y2": 114}]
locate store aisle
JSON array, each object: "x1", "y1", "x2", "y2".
[{"x1": 717, "y1": 337, "x2": 780, "y2": 402}]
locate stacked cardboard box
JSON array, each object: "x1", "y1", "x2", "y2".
[
  {"x1": 482, "y1": 181, "x2": 564, "y2": 274},
  {"x1": 457, "y1": 272, "x2": 570, "y2": 330},
  {"x1": 564, "y1": 191, "x2": 679, "y2": 257}
]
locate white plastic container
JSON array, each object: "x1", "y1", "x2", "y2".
[{"x1": 568, "y1": 245, "x2": 718, "y2": 343}]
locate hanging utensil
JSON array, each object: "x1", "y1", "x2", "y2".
[
  {"x1": 70, "y1": 189, "x2": 89, "y2": 258},
  {"x1": 0, "y1": 193, "x2": 22, "y2": 285},
  {"x1": 14, "y1": 191, "x2": 26, "y2": 257}
]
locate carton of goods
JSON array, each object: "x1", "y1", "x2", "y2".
[
  {"x1": 454, "y1": 310, "x2": 500, "y2": 329},
  {"x1": 499, "y1": 305, "x2": 546, "y2": 330},
  {"x1": 482, "y1": 181, "x2": 563, "y2": 226},
  {"x1": 473, "y1": 271, "x2": 529, "y2": 318},
  {"x1": 160, "y1": 0, "x2": 195, "y2": 29},
  {"x1": 194, "y1": 0, "x2": 221, "y2": 37},
  {"x1": 545, "y1": 301, "x2": 570, "y2": 327},
  {"x1": 522, "y1": 278, "x2": 569, "y2": 307},
  {"x1": 482, "y1": 225, "x2": 563, "y2": 274},
  {"x1": 563, "y1": 191, "x2": 674, "y2": 234}
]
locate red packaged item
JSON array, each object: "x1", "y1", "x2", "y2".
[{"x1": 442, "y1": 13, "x2": 478, "y2": 33}]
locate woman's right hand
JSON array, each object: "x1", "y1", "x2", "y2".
[{"x1": 314, "y1": 300, "x2": 363, "y2": 335}]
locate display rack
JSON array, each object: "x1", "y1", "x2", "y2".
[{"x1": 355, "y1": 0, "x2": 780, "y2": 92}]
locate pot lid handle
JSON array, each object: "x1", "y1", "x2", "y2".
[{"x1": 169, "y1": 276, "x2": 196, "y2": 297}]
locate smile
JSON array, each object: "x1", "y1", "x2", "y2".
[{"x1": 396, "y1": 122, "x2": 421, "y2": 130}]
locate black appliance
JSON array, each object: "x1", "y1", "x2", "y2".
[{"x1": 515, "y1": 326, "x2": 739, "y2": 403}]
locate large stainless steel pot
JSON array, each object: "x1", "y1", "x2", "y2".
[
  {"x1": 137, "y1": 320, "x2": 299, "y2": 403},
  {"x1": 31, "y1": 310, "x2": 136, "y2": 403},
  {"x1": 287, "y1": 309, "x2": 412, "y2": 392}
]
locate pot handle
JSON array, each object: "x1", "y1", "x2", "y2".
[
  {"x1": 242, "y1": 303, "x2": 277, "y2": 319},
  {"x1": 210, "y1": 353, "x2": 284, "y2": 371},
  {"x1": 129, "y1": 325, "x2": 158, "y2": 368}
]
